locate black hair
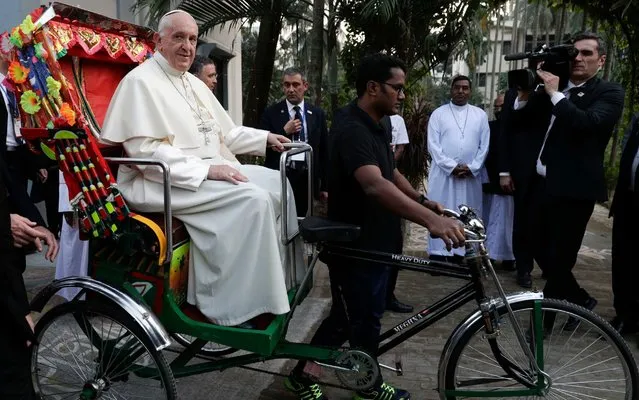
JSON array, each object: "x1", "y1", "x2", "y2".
[
  {"x1": 451, "y1": 75, "x2": 472, "y2": 89},
  {"x1": 189, "y1": 55, "x2": 215, "y2": 76},
  {"x1": 355, "y1": 53, "x2": 407, "y2": 97},
  {"x1": 282, "y1": 66, "x2": 306, "y2": 80},
  {"x1": 571, "y1": 32, "x2": 606, "y2": 56}
]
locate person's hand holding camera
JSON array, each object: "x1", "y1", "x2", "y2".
[{"x1": 536, "y1": 69, "x2": 560, "y2": 97}]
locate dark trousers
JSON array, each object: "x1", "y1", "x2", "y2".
[
  {"x1": 531, "y1": 177, "x2": 594, "y2": 306},
  {"x1": 0, "y1": 193, "x2": 35, "y2": 399},
  {"x1": 287, "y1": 165, "x2": 309, "y2": 217},
  {"x1": 513, "y1": 184, "x2": 536, "y2": 275},
  {"x1": 298, "y1": 262, "x2": 389, "y2": 365},
  {"x1": 611, "y1": 191, "x2": 639, "y2": 323},
  {"x1": 0, "y1": 318, "x2": 35, "y2": 399}
]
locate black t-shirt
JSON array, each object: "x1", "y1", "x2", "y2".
[{"x1": 328, "y1": 102, "x2": 402, "y2": 253}]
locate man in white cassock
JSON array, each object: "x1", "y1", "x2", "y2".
[
  {"x1": 100, "y1": 10, "x2": 302, "y2": 327},
  {"x1": 427, "y1": 75, "x2": 489, "y2": 261}
]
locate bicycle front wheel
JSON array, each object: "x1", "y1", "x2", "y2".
[{"x1": 441, "y1": 298, "x2": 638, "y2": 399}]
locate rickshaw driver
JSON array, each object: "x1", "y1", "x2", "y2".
[{"x1": 100, "y1": 10, "x2": 304, "y2": 328}]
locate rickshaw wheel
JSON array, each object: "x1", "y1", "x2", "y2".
[
  {"x1": 31, "y1": 300, "x2": 178, "y2": 399},
  {"x1": 171, "y1": 333, "x2": 237, "y2": 357}
]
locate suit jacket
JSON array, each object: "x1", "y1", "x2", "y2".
[
  {"x1": 610, "y1": 112, "x2": 639, "y2": 215},
  {"x1": 260, "y1": 100, "x2": 329, "y2": 196},
  {"x1": 484, "y1": 118, "x2": 511, "y2": 195},
  {"x1": 0, "y1": 92, "x2": 46, "y2": 226},
  {"x1": 502, "y1": 78, "x2": 624, "y2": 202},
  {"x1": 499, "y1": 88, "x2": 548, "y2": 197},
  {"x1": 0, "y1": 99, "x2": 36, "y2": 345}
]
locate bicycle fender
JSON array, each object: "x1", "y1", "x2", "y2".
[
  {"x1": 30, "y1": 276, "x2": 171, "y2": 351},
  {"x1": 436, "y1": 291, "x2": 544, "y2": 398}
]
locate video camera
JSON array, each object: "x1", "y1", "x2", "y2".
[{"x1": 505, "y1": 44, "x2": 579, "y2": 91}]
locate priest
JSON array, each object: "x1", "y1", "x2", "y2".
[
  {"x1": 101, "y1": 10, "x2": 300, "y2": 327},
  {"x1": 427, "y1": 75, "x2": 490, "y2": 261}
]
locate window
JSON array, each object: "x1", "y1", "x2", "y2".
[
  {"x1": 477, "y1": 73, "x2": 487, "y2": 87},
  {"x1": 502, "y1": 40, "x2": 512, "y2": 56}
]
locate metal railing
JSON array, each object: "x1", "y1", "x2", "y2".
[{"x1": 105, "y1": 157, "x2": 173, "y2": 264}]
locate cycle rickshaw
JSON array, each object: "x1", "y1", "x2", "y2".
[{"x1": 6, "y1": 3, "x2": 638, "y2": 399}]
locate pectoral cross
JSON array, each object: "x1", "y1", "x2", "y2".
[{"x1": 198, "y1": 123, "x2": 212, "y2": 145}]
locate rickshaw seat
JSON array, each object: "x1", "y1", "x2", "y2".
[
  {"x1": 143, "y1": 213, "x2": 189, "y2": 245},
  {"x1": 299, "y1": 216, "x2": 360, "y2": 243}
]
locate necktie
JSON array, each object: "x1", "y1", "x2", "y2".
[{"x1": 293, "y1": 105, "x2": 305, "y2": 142}]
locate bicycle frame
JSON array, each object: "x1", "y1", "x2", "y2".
[{"x1": 315, "y1": 244, "x2": 485, "y2": 357}]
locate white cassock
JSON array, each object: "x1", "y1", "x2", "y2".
[
  {"x1": 101, "y1": 52, "x2": 304, "y2": 326},
  {"x1": 484, "y1": 194, "x2": 515, "y2": 261},
  {"x1": 427, "y1": 102, "x2": 489, "y2": 256},
  {"x1": 55, "y1": 171, "x2": 89, "y2": 301}
]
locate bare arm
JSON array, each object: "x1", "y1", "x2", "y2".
[
  {"x1": 393, "y1": 168, "x2": 420, "y2": 200},
  {"x1": 354, "y1": 165, "x2": 465, "y2": 249},
  {"x1": 394, "y1": 144, "x2": 405, "y2": 161}
]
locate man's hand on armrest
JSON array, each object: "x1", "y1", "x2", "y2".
[
  {"x1": 208, "y1": 165, "x2": 248, "y2": 185},
  {"x1": 267, "y1": 133, "x2": 290, "y2": 152}
]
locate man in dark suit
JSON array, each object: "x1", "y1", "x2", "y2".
[
  {"x1": 502, "y1": 32, "x2": 624, "y2": 323},
  {"x1": 260, "y1": 67, "x2": 329, "y2": 216},
  {"x1": 498, "y1": 86, "x2": 546, "y2": 288},
  {"x1": 608, "y1": 112, "x2": 639, "y2": 335},
  {"x1": 0, "y1": 57, "x2": 59, "y2": 398}
]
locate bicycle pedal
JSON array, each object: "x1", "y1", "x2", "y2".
[{"x1": 395, "y1": 360, "x2": 403, "y2": 376}]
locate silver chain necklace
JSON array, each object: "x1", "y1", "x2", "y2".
[
  {"x1": 449, "y1": 102, "x2": 469, "y2": 137},
  {"x1": 154, "y1": 58, "x2": 216, "y2": 144}
]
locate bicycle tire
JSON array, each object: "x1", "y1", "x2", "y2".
[
  {"x1": 441, "y1": 298, "x2": 638, "y2": 399},
  {"x1": 31, "y1": 300, "x2": 178, "y2": 400}
]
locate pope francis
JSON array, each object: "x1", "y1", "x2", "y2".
[{"x1": 101, "y1": 10, "x2": 301, "y2": 326}]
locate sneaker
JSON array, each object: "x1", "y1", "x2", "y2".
[
  {"x1": 285, "y1": 375, "x2": 328, "y2": 400},
  {"x1": 354, "y1": 382, "x2": 411, "y2": 400}
]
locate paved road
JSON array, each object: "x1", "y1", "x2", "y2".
[{"x1": 25, "y1": 204, "x2": 638, "y2": 399}]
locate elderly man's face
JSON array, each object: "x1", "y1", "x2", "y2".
[
  {"x1": 198, "y1": 63, "x2": 217, "y2": 91},
  {"x1": 156, "y1": 13, "x2": 198, "y2": 72}
]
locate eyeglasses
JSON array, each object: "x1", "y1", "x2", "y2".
[{"x1": 379, "y1": 81, "x2": 405, "y2": 95}]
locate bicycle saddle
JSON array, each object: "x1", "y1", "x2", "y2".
[{"x1": 299, "y1": 216, "x2": 361, "y2": 243}]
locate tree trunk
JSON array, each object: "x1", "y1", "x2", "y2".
[
  {"x1": 326, "y1": 0, "x2": 339, "y2": 114},
  {"x1": 532, "y1": 4, "x2": 541, "y2": 49},
  {"x1": 518, "y1": 1, "x2": 529, "y2": 69},
  {"x1": 581, "y1": 9, "x2": 588, "y2": 32},
  {"x1": 489, "y1": 14, "x2": 500, "y2": 109},
  {"x1": 243, "y1": 10, "x2": 283, "y2": 127},
  {"x1": 511, "y1": 0, "x2": 520, "y2": 61},
  {"x1": 309, "y1": 0, "x2": 325, "y2": 106},
  {"x1": 497, "y1": 11, "x2": 506, "y2": 93},
  {"x1": 557, "y1": 6, "x2": 567, "y2": 44}
]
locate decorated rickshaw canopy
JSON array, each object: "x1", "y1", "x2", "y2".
[{"x1": 1, "y1": 3, "x2": 156, "y2": 240}]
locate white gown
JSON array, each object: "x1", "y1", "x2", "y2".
[
  {"x1": 427, "y1": 102, "x2": 490, "y2": 256},
  {"x1": 484, "y1": 194, "x2": 515, "y2": 261},
  {"x1": 101, "y1": 52, "x2": 303, "y2": 326},
  {"x1": 55, "y1": 170, "x2": 89, "y2": 301}
]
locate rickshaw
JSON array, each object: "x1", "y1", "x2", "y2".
[{"x1": 5, "y1": 3, "x2": 638, "y2": 399}]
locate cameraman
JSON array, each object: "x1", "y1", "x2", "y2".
[{"x1": 500, "y1": 32, "x2": 624, "y2": 324}]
